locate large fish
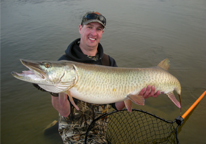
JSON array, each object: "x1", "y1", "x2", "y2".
[{"x1": 11, "y1": 58, "x2": 181, "y2": 112}]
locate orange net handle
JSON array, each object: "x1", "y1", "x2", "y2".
[{"x1": 182, "y1": 91, "x2": 206, "y2": 119}]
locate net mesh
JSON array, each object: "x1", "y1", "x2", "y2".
[{"x1": 85, "y1": 109, "x2": 180, "y2": 144}]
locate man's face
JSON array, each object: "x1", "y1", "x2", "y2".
[{"x1": 79, "y1": 22, "x2": 104, "y2": 49}]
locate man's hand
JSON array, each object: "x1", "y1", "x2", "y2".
[
  {"x1": 51, "y1": 93, "x2": 71, "y2": 117},
  {"x1": 139, "y1": 85, "x2": 160, "y2": 99},
  {"x1": 115, "y1": 85, "x2": 160, "y2": 110}
]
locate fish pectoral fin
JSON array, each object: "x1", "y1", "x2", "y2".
[
  {"x1": 128, "y1": 94, "x2": 145, "y2": 106},
  {"x1": 67, "y1": 91, "x2": 79, "y2": 110},
  {"x1": 124, "y1": 99, "x2": 133, "y2": 112},
  {"x1": 69, "y1": 95, "x2": 80, "y2": 110},
  {"x1": 167, "y1": 92, "x2": 181, "y2": 108}
]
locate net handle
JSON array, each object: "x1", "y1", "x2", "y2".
[{"x1": 182, "y1": 90, "x2": 206, "y2": 119}]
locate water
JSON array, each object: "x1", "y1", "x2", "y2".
[{"x1": 1, "y1": 0, "x2": 206, "y2": 143}]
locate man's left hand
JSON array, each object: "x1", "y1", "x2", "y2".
[
  {"x1": 115, "y1": 85, "x2": 160, "y2": 110},
  {"x1": 139, "y1": 85, "x2": 160, "y2": 99}
]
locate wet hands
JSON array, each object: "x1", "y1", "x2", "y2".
[
  {"x1": 51, "y1": 93, "x2": 71, "y2": 117},
  {"x1": 139, "y1": 85, "x2": 160, "y2": 99}
]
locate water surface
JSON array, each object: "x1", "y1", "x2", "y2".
[{"x1": 1, "y1": 0, "x2": 206, "y2": 143}]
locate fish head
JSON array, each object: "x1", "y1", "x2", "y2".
[{"x1": 11, "y1": 59, "x2": 77, "y2": 93}]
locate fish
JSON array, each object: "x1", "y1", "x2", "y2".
[{"x1": 11, "y1": 58, "x2": 181, "y2": 112}]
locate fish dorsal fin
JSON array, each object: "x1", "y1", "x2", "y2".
[{"x1": 157, "y1": 58, "x2": 170, "y2": 71}]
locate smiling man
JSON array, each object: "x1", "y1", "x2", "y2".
[
  {"x1": 48, "y1": 11, "x2": 160, "y2": 143},
  {"x1": 79, "y1": 22, "x2": 104, "y2": 55}
]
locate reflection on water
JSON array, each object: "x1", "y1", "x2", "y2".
[{"x1": 1, "y1": 0, "x2": 206, "y2": 143}]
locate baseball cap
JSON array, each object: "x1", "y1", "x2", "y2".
[{"x1": 81, "y1": 11, "x2": 106, "y2": 28}]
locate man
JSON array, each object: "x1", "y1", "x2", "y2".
[{"x1": 50, "y1": 11, "x2": 160, "y2": 143}]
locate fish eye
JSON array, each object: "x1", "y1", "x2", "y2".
[{"x1": 42, "y1": 62, "x2": 51, "y2": 68}]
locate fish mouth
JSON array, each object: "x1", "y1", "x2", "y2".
[{"x1": 11, "y1": 59, "x2": 45, "y2": 80}]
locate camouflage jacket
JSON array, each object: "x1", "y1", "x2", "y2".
[{"x1": 58, "y1": 99, "x2": 111, "y2": 144}]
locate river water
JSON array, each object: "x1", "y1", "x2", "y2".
[{"x1": 1, "y1": 0, "x2": 206, "y2": 143}]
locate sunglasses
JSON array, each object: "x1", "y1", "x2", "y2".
[{"x1": 81, "y1": 13, "x2": 106, "y2": 27}]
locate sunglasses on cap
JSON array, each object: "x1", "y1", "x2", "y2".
[{"x1": 81, "y1": 12, "x2": 106, "y2": 28}]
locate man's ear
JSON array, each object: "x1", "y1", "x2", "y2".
[{"x1": 79, "y1": 25, "x2": 83, "y2": 33}]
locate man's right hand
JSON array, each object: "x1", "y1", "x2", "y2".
[{"x1": 51, "y1": 93, "x2": 71, "y2": 117}]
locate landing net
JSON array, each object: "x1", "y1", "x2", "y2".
[
  {"x1": 84, "y1": 91, "x2": 206, "y2": 144},
  {"x1": 84, "y1": 109, "x2": 180, "y2": 144}
]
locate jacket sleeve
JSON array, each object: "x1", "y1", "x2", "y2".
[
  {"x1": 58, "y1": 54, "x2": 70, "y2": 61},
  {"x1": 108, "y1": 55, "x2": 118, "y2": 67},
  {"x1": 32, "y1": 84, "x2": 59, "y2": 97}
]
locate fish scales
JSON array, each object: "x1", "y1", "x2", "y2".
[
  {"x1": 73, "y1": 64, "x2": 138, "y2": 101},
  {"x1": 70, "y1": 63, "x2": 179, "y2": 104}
]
